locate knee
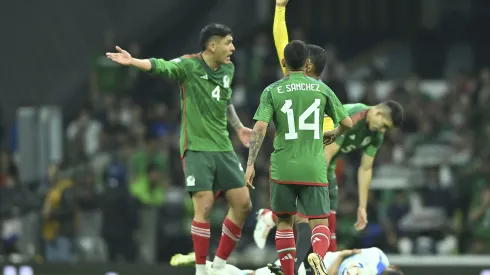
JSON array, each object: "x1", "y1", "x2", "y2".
[
  {"x1": 228, "y1": 187, "x2": 253, "y2": 214},
  {"x1": 192, "y1": 191, "x2": 215, "y2": 220},
  {"x1": 234, "y1": 197, "x2": 253, "y2": 215},
  {"x1": 277, "y1": 216, "x2": 294, "y2": 229}
]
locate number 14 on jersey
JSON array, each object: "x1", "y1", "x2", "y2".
[{"x1": 280, "y1": 99, "x2": 321, "y2": 140}]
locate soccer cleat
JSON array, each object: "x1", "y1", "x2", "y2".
[
  {"x1": 254, "y1": 209, "x2": 275, "y2": 249},
  {"x1": 170, "y1": 252, "x2": 196, "y2": 267},
  {"x1": 267, "y1": 263, "x2": 284, "y2": 275},
  {"x1": 307, "y1": 253, "x2": 328, "y2": 275}
]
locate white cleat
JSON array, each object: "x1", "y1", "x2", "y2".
[{"x1": 253, "y1": 209, "x2": 276, "y2": 249}]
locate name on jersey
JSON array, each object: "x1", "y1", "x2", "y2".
[{"x1": 278, "y1": 83, "x2": 321, "y2": 93}]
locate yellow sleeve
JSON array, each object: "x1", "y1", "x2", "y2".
[
  {"x1": 323, "y1": 116, "x2": 335, "y2": 132},
  {"x1": 273, "y1": 5, "x2": 289, "y2": 76}
]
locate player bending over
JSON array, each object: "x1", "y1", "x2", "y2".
[
  {"x1": 171, "y1": 248, "x2": 404, "y2": 275},
  {"x1": 254, "y1": 1, "x2": 339, "y2": 274},
  {"x1": 106, "y1": 23, "x2": 253, "y2": 275},
  {"x1": 245, "y1": 40, "x2": 352, "y2": 275}
]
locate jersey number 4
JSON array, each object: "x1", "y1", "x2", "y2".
[
  {"x1": 211, "y1": 86, "x2": 220, "y2": 101},
  {"x1": 280, "y1": 99, "x2": 321, "y2": 140}
]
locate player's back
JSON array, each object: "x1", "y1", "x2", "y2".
[{"x1": 268, "y1": 72, "x2": 330, "y2": 185}]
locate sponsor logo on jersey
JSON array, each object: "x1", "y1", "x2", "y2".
[{"x1": 200, "y1": 74, "x2": 208, "y2": 80}]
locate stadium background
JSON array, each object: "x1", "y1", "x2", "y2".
[{"x1": 1, "y1": 0, "x2": 490, "y2": 274}]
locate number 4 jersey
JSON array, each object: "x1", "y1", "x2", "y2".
[
  {"x1": 150, "y1": 54, "x2": 235, "y2": 157},
  {"x1": 254, "y1": 72, "x2": 348, "y2": 185}
]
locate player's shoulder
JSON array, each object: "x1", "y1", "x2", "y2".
[
  {"x1": 169, "y1": 53, "x2": 199, "y2": 67},
  {"x1": 265, "y1": 77, "x2": 287, "y2": 91},
  {"x1": 344, "y1": 102, "x2": 369, "y2": 114}
]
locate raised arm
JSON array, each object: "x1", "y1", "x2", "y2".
[
  {"x1": 273, "y1": 0, "x2": 290, "y2": 76},
  {"x1": 106, "y1": 46, "x2": 186, "y2": 81}
]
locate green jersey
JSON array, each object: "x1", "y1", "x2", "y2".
[
  {"x1": 149, "y1": 54, "x2": 235, "y2": 157},
  {"x1": 254, "y1": 72, "x2": 348, "y2": 185},
  {"x1": 331, "y1": 103, "x2": 384, "y2": 163}
]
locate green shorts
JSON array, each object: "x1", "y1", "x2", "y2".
[
  {"x1": 270, "y1": 181, "x2": 330, "y2": 219},
  {"x1": 183, "y1": 150, "x2": 245, "y2": 194},
  {"x1": 327, "y1": 163, "x2": 338, "y2": 212}
]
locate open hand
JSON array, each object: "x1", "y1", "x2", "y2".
[
  {"x1": 106, "y1": 46, "x2": 132, "y2": 66},
  {"x1": 354, "y1": 207, "x2": 368, "y2": 231}
]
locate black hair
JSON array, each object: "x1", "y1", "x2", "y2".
[
  {"x1": 284, "y1": 40, "x2": 309, "y2": 71},
  {"x1": 199, "y1": 23, "x2": 233, "y2": 50},
  {"x1": 382, "y1": 100, "x2": 404, "y2": 127},
  {"x1": 306, "y1": 44, "x2": 327, "y2": 76}
]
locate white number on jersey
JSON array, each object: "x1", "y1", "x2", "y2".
[
  {"x1": 211, "y1": 86, "x2": 220, "y2": 101},
  {"x1": 280, "y1": 99, "x2": 321, "y2": 140},
  {"x1": 340, "y1": 144, "x2": 356, "y2": 153}
]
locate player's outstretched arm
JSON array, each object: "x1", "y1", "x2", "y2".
[
  {"x1": 355, "y1": 153, "x2": 374, "y2": 231},
  {"x1": 106, "y1": 46, "x2": 186, "y2": 81},
  {"x1": 273, "y1": 0, "x2": 289, "y2": 76},
  {"x1": 227, "y1": 103, "x2": 252, "y2": 147}
]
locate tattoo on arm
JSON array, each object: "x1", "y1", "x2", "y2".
[
  {"x1": 227, "y1": 104, "x2": 244, "y2": 130},
  {"x1": 247, "y1": 130, "x2": 265, "y2": 166}
]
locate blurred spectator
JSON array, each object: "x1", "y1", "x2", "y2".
[
  {"x1": 42, "y1": 171, "x2": 76, "y2": 262},
  {"x1": 101, "y1": 152, "x2": 138, "y2": 262},
  {"x1": 130, "y1": 136, "x2": 168, "y2": 181},
  {"x1": 468, "y1": 182, "x2": 490, "y2": 254},
  {"x1": 385, "y1": 190, "x2": 410, "y2": 252},
  {"x1": 66, "y1": 107, "x2": 102, "y2": 160},
  {"x1": 130, "y1": 163, "x2": 167, "y2": 207}
]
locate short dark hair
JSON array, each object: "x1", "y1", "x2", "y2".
[
  {"x1": 382, "y1": 100, "x2": 404, "y2": 127},
  {"x1": 199, "y1": 23, "x2": 233, "y2": 50},
  {"x1": 306, "y1": 44, "x2": 327, "y2": 76},
  {"x1": 284, "y1": 40, "x2": 309, "y2": 71}
]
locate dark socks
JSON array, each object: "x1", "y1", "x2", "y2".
[{"x1": 294, "y1": 222, "x2": 312, "y2": 274}]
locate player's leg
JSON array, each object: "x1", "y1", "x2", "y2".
[
  {"x1": 298, "y1": 185, "x2": 330, "y2": 275},
  {"x1": 294, "y1": 215, "x2": 313, "y2": 275},
  {"x1": 327, "y1": 165, "x2": 338, "y2": 252},
  {"x1": 183, "y1": 151, "x2": 216, "y2": 275},
  {"x1": 212, "y1": 152, "x2": 252, "y2": 272},
  {"x1": 270, "y1": 181, "x2": 298, "y2": 275}
]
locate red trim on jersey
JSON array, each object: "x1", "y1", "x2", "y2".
[
  {"x1": 181, "y1": 157, "x2": 186, "y2": 173},
  {"x1": 296, "y1": 212, "x2": 330, "y2": 219},
  {"x1": 273, "y1": 211, "x2": 298, "y2": 216},
  {"x1": 271, "y1": 178, "x2": 329, "y2": 186},
  {"x1": 351, "y1": 110, "x2": 368, "y2": 126},
  {"x1": 181, "y1": 83, "x2": 188, "y2": 158}
]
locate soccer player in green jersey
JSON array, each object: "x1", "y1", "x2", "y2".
[
  {"x1": 324, "y1": 102, "x2": 403, "y2": 232},
  {"x1": 106, "y1": 23, "x2": 253, "y2": 275},
  {"x1": 244, "y1": 40, "x2": 353, "y2": 275}
]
